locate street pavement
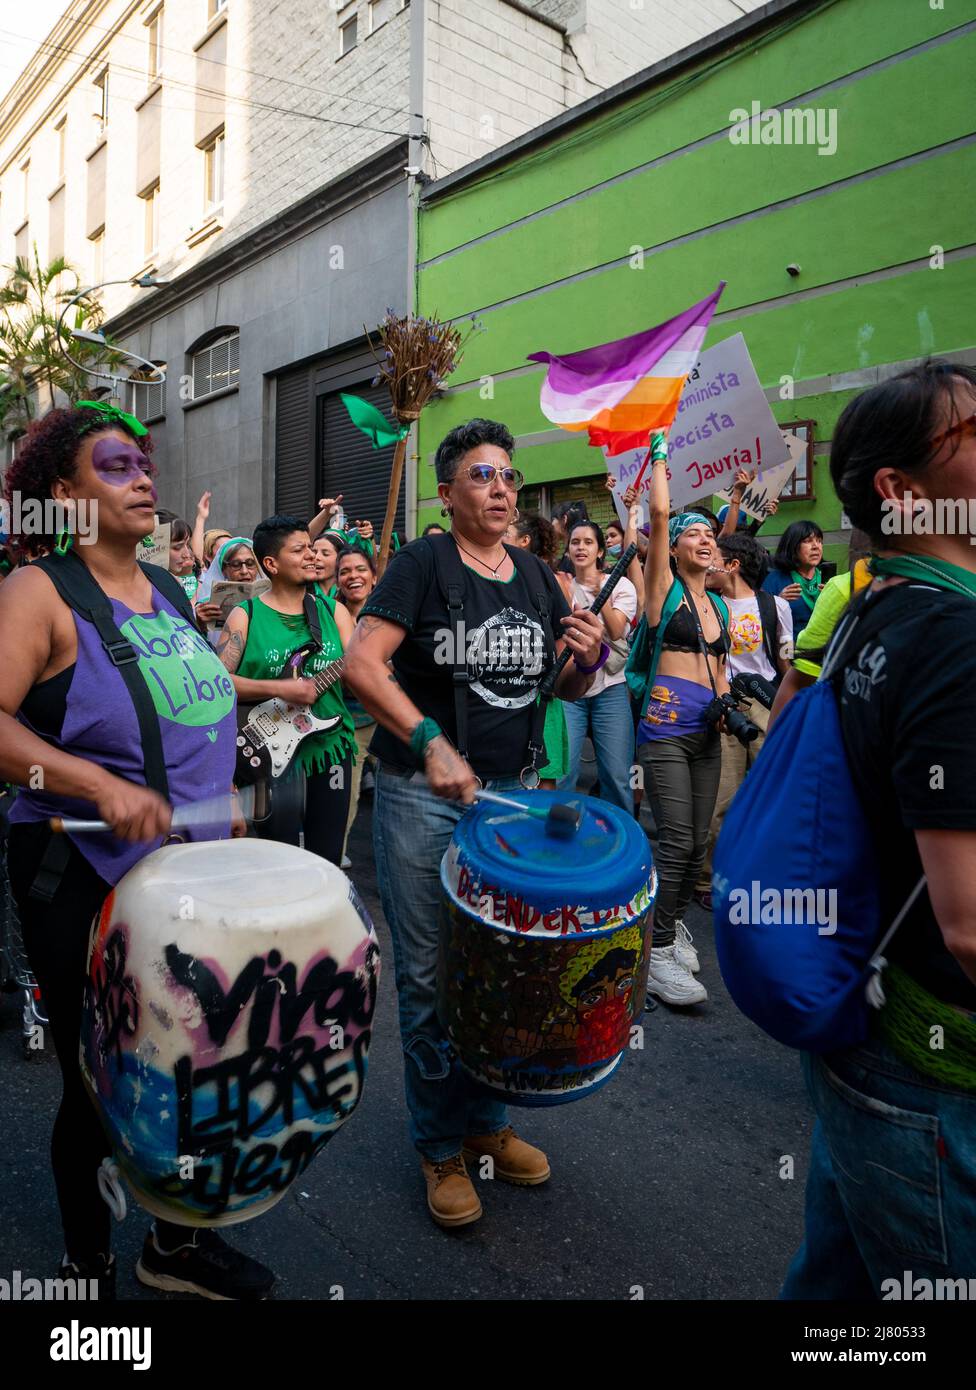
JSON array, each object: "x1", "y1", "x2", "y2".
[{"x1": 0, "y1": 783, "x2": 812, "y2": 1302}]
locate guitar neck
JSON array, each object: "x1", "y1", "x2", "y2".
[{"x1": 309, "y1": 658, "x2": 344, "y2": 697}]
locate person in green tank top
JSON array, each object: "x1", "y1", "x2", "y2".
[{"x1": 217, "y1": 515, "x2": 355, "y2": 865}]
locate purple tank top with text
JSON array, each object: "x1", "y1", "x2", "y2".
[{"x1": 11, "y1": 587, "x2": 238, "y2": 885}]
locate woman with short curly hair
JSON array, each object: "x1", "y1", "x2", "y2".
[{"x1": 0, "y1": 403, "x2": 272, "y2": 1302}]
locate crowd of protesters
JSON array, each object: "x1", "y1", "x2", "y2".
[{"x1": 0, "y1": 359, "x2": 973, "y2": 1298}]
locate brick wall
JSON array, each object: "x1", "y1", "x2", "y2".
[{"x1": 426, "y1": 0, "x2": 589, "y2": 173}]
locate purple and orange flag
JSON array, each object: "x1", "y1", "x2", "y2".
[{"x1": 528, "y1": 283, "x2": 725, "y2": 456}]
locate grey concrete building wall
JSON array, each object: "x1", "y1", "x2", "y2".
[{"x1": 115, "y1": 145, "x2": 410, "y2": 534}]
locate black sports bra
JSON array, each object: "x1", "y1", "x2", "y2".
[{"x1": 657, "y1": 599, "x2": 730, "y2": 657}]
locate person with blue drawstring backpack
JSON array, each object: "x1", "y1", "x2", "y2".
[{"x1": 712, "y1": 361, "x2": 976, "y2": 1297}]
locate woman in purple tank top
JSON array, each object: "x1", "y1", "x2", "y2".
[{"x1": 0, "y1": 404, "x2": 274, "y2": 1302}]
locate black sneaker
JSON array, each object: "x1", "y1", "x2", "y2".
[
  {"x1": 135, "y1": 1226, "x2": 275, "y2": 1301},
  {"x1": 59, "y1": 1252, "x2": 116, "y2": 1301}
]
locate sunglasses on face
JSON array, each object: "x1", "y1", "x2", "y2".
[
  {"x1": 225, "y1": 558, "x2": 256, "y2": 572},
  {"x1": 930, "y1": 411, "x2": 976, "y2": 452},
  {"x1": 462, "y1": 464, "x2": 525, "y2": 489}
]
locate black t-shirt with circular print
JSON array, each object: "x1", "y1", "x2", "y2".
[{"x1": 362, "y1": 539, "x2": 572, "y2": 779}]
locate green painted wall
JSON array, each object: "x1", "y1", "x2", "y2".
[{"x1": 416, "y1": 0, "x2": 976, "y2": 568}]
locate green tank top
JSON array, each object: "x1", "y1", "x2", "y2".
[{"x1": 237, "y1": 591, "x2": 355, "y2": 777}]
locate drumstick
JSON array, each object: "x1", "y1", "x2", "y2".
[
  {"x1": 475, "y1": 790, "x2": 582, "y2": 838},
  {"x1": 50, "y1": 785, "x2": 256, "y2": 835},
  {"x1": 538, "y1": 542, "x2": 638, "y2": 702}
]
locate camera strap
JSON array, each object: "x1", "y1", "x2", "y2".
[{"x1": 677, "y1": 576, "x2": 723, "y2": 700}]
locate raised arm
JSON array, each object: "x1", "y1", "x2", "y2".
[
  {"x1": 643, "y1": 434, "x2": 674, "y2": 627},
  {"x1": 622, "y1": 502, "x2": 645, "y2": 612},
  {"x1": 308, "y1": 496, "x2": 343, "y2": 543},
  {"x1": 190, "y1": 490, "x2": 211, "y2": 564}
]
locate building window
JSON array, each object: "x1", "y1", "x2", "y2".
[
  {"x1": 93, "y1": 68, "x2": 109, "y2": 133},
  {"x1": 130, "y1": 366, "x2": 166, "y2": 423},
  {"x1": 204, "y1": 129, "x2": 225, "y2": 213},
  {"x1": 90, "y1": 227, "x2": 105, "y2": 285},
  {"x1": 191, "y1": 331, "x2": 239, "y2": 399},
  {"x1": 209, "y1": 0, "x2": 228, "y2": 18},
  {"x1": 54, "y1": 117, "x2": 67, "y2": 180},
  {"x1": 147, "y1": 9, "x2": 162, "y2": 81},
  {"x1": 142, "y1": 183, "x2": 160, "y2": 259},
  {"x1": 339, "y1": 12, "x2": 358, "y2": 55},
  {"x1": 779, "y1": 420, "x2": 815, "y2": 501},
  {"x1": 20, "y1": 159, "x2": 29, "y2": 221},
  {"x1": 14, "y1": 221, "x2": 29, "y2": 265},
  {"x1": 369, "y1": 0, "x2": 393, "y2": 31}
]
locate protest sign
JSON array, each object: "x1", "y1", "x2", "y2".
[
  {"x1": 716, "y1": 431, "x2": 804, "y2": 520},
  {"x1": 138, "y1": 518, "x2": 170, "y2": 567},
  {"x1": 604, "y1": 335, "x2": 790, "y2": 518},
  {"x1": 666, "y1": 334, "x2": 790, "y2": 507}
]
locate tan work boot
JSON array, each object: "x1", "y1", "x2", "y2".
[
  {"x1": 420, "y1": 1154, "x2": 483, "y2": 1228},
  {"x1": 463, "y1": 1126, "x2": 551, "y2": 1186}
]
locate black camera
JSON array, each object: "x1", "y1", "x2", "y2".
[{"x1": 704, "y1": 691, "x2": 760, "y2": 747}]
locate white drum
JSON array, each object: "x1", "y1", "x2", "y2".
[{"x1": 80, "y1": 838, "x2": 380, "y2": 1227}]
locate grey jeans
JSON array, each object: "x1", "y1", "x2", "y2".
[{"x1": 638, "y1": 728, "x2": 722, "y2": 945}]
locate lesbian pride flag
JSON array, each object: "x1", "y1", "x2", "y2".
[{"x1": 528, "y1": 282, "x2": 725, "y2": 456}]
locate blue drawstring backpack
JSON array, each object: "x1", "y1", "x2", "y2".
[{"x1": 712, "y1": 594, "x2": 924, "y2": 1052}]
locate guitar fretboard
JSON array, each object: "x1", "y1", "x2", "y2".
[{"x1": 307, "y1": 659, "x2": 344, "y2": 698}]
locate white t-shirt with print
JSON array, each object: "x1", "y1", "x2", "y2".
[
  {"x1": 570, "y1": 574, "x2": 638, "y2": 698},
  {"x1": 726, "y1": 593, "x2": 793, "y2": 682}
]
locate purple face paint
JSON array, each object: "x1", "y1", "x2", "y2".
[{"x1": 91, "y1": 438, "x2": 157, "y2": 501}]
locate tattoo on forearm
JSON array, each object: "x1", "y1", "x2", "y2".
[{"x1": 216, "y1": 629, "x2": 244, "y2": 674}]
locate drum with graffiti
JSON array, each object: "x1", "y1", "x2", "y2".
[
  {"x1": 437, "y1": 792, "x2": 655, "y2": 1106},
  {"x1": 80, "y1": 838, "x2": 380, "y2": 1226}
]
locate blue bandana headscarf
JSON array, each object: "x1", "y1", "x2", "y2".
[{"x1": 669, "y1": 512, "x2": 711, "y2": 547}]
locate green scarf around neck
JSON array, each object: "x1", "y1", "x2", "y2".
[
  {"x1": 791, "y1": 567, "x2": 822, "y2": 612},
  {"x1": 870, "y1": 553, "x2": 976, "y2": 601}
]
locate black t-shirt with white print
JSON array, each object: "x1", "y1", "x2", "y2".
[
  {"x1": 362, "y1": 539, "x2": 572, "y2": 779},
  {"x1": 838, "y1": 583, "x2": 976, "y2": 1012}
]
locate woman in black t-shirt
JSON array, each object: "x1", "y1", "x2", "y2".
[
  {"x1": 343, "y1": 419, "x2": 605, "y2": 1230},
  {"x1": 782, "y1": 361, "x2": 976, "y2": 1299}
]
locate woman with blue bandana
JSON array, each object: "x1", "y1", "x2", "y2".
[{"x1": 627, "y1": 440, "x2": 732, "y2": 1007}]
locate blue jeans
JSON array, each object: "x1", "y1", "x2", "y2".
[
  {"x1": 559, "y1": 681, "x2": 634, "y2": 812},
  {"x1": 372, "y1": 765, "x2": 519, "y2": 1161},
  {"x1": 782, "y1": 1036, "x2": 976, "y2": 1299}
]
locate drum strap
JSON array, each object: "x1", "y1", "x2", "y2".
[
  {"x1": 423, "y1": 536, "x2": 554, "y2": 772},
  {"x1": 28, "y1": 551, "x2": 181, "y2": 902}
]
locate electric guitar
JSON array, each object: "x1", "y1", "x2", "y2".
[{"x1": 235, "y1": 644, "x2": 345, "y2": 785}]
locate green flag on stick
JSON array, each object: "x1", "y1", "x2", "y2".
[{"x1": 340, "y1": 393, "x2": 410, "y2": 449}]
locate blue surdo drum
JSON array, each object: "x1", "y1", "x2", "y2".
[{"x1": 437, "y1": 791, "x2": 655, "y2": 1106}]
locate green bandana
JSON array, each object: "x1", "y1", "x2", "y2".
[
  {"x1": 870, "y1": 553, "x2": 976, "y2": 601},
  {"x1": 76, "y1": 400, "x2": 149, "y2": 438},
  {"x1": 791, "y1": 567, "x2": 822, "y2": 612}
]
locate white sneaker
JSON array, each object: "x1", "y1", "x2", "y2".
[
  {"x1": 673, "y1": 919, "x2": 700, "y2": 974},
  {"x1": 646, "y1": 945, "x2": 708, "y2": 1006}
]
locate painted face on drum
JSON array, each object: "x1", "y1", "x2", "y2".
[{"x1": 576, "y1": 968, "x2": 635, "y2": 1016}]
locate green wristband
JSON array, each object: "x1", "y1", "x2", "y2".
[{"x1": 409, "y1": 717, "x2": 443, "y2": 759}]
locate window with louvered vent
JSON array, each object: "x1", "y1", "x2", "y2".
[
  {"x1": 191, "y1": 331, "x2": 239, "y2": 399},
  {"x1": 130, "y1": 368, "x2": 166, "y2": 423}
]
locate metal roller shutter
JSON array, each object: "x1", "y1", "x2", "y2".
[
  {"x1": 275, "y1": 370, "x2": 314, "y2": 519},
  {"x1": 319, "y1": 384, "x2": 405, "y2": 537}
]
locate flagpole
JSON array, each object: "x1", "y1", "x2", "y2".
[
  {"x1": 377, "y1": 431, "x2": 410, "y2": 580},
  {"x1": 631, "y1": 439, "x2": 655, "y2": 494}
]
